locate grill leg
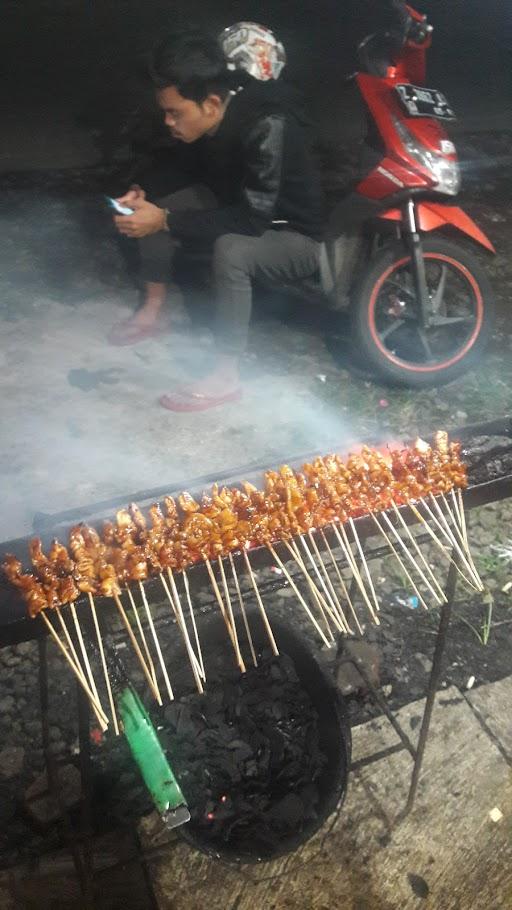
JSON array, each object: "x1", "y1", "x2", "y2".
[{"x1": 402, "y1": 551, "x2": 458, "y2": 816}]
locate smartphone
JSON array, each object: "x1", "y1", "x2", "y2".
[{"x1": 105, "y1": 196, "x2": 134, "y2": 215}]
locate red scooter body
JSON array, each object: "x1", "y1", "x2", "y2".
[{"x1": 354, "y1": 4, "x2": 495, "y2": 253}]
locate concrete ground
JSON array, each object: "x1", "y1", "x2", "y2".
[
  {"x1": 1, "y1": 676, "x2": 510, "y2": 908},
  {"x1": 139, "y1": 679, "x2": 512, "y2": 910}
]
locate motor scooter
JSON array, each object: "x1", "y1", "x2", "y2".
[{"x1": 315, "y1": 3, "x2": 495, "y2": 386}]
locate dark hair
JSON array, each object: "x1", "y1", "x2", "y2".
[{"x1": 149, "y1": 28, "x2": 232, "y2": 103}]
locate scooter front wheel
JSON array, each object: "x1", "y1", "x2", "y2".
[{"x1": 352, "y1": 237, "x2": 494, "y2": 387}]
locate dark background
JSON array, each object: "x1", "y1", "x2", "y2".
[{"x1": 0, "y1": 1, "x2": 510, "y2": 171}]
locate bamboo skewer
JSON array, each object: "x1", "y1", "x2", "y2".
[
  {"x1": 307, "y1": 530, "x2": 352, "y2": 634},
  {"x1": 320, "y1": 530, "x2": 361, "y2": 635},
  {"x1": 380, "y1": 511, "x2": 445, "y2": 605},
  {"x1": 159, "y1": 572, "x2": 203, "y2": 682},
  {"x1": 333, "y1": 524, "x2": 380, "y2": 624},
  {"x1": 88, "y1": 593, "x2": 120, "y2": 735},
  {"x1": 40, "y1": 611, "x2": 108, "y2": 731},
  {"x1": 228, "y1": 553, "x2": 258, "y2": 667},
  {"x1": 390, "y1": 503, "x2": 447, "y2": 604},
  {"x1": 242, "y1": 550, "x2": 279, "y2": 657},
  {"x1": 296, "y1": 536, "x2": 340, "y2": 636},
  {"x1": 166, "y1": 569, "x2": 204, "y2": 694},
  {"x1": 408, "y1": 501, "x2": 479, "y2": 592},
  {"x1": 445, "y1": 490, "x2": 481, "y2": 584},
  {"x1": 138, "y1": 582, "x2": 174, "y2": 702},
  {"x1": 267, "y1": 544, "x2": 332, "y2": 647},
  {"x1": 370, "y1": 513, "x2": 429, "y2": 611},
  {"x1": 204, "y1": 559, "x2": 244, "y2": 670},
  {"x1": 182, "y1": 571, "x2": 206, "y2": 681},
  {"x1": 69, "y1": 602, "x2": 102, "y2": 708},
  {"x1": 113, "y1": 593, "x2": 162, "y2": 704},
  {"x1": 55, "y1": 607, "x2": 88, "y2": 687},
  {"x1": 424, "y1": 496, "x2": 483, "y2": 590},
  {"x1": 284, "y1": 539, "x2": 336, "y2": 636},
  {"x1": 286, "y1": 539, "x2": 336, "y2": 637},
  {"x1": 348, "y1": 518, "x2": 380, "y2": 614},
  {"x1": 127, "y1": 588, "x2": 160, "y2": 698},
  {"x1": 218, "y1": 557, "x2": 246, "y2": 673}
]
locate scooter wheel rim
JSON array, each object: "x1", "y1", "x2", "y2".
[{"x1": 368, "y1": 253, "x2": 484, "y2": 373}]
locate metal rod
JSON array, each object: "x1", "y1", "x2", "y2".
[{"x1": 403, "y1": 551, "x2": 458, "y2": 817}]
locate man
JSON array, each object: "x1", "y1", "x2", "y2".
[{"x1": 110, "y1": 27, "x2": 325, "y2": 412}]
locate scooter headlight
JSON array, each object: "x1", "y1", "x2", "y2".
[{"x1": 392, "y1": 117, "x2": 461, "y2": 196}]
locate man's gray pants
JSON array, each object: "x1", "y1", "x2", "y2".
[{"x1": 138, "y1": 186, "x2": 321, "y2": 356}]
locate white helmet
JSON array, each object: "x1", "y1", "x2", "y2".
[{"x1": 219, "y1": 22, "x2": 286, "y2": 81}]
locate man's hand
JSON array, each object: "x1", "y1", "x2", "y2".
[
  {"x1": 114, "y1": 198, "x2": 168, "y2": 239},
  {"x1": 115, "y1": 184, "x2": 146, "y2": 206}
]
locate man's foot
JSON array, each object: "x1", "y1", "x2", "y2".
[{"x1": 108, "y1": 314, "x2": 171, "y2": 346}]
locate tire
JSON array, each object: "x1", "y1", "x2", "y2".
[{"x1": 351, "y1": 236, "x2": 495, "y2": 387}]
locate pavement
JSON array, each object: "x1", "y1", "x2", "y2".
[{"x1": 139, "y1": 679, "x2": 512, "y2": 910}]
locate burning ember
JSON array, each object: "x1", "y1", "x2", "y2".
[{"x1": 159, "y1": 652, "x2": 330, "y2": 858}]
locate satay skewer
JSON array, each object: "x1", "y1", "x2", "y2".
[
  {"x1": 295, "y1": 537, "x2": 340, "y2": 636},
  {"x1": 425, "y1": 496, "x2": 483, "y2": 590},
  {"x1": 182, "y1": 571, "x2": 206, "y2": 681},
  {"x1": 370, "y1": 513, "x2": 429, "y2": 611},
  {"x1": 267, "y1": 544, "x2": 332, "y2": 648},
  {"x1": 307, "y1": 529, "x2": 352, "y2": 634},
  {"x1": 165, "y1": 570, "x2": 204, "y2": 694},
  {"x1": 126, "y1": 588, "x2": 160, "y2": 698},
  {"x1": 218, "y1": 557, "x2": 246, "y2": 673},
  {"x1": 40, "y1": 611, "x2": 108, "y2": 731},
  {"x1": 138, "y1": 581, "x2": 174, "y2": 701},
  {"x1": 445, "y1": 490, "x2": 480, "y2": 582},
  {"x1": 204, "y1": 559, "x2": 244, "y2": 671},
  {"x1": 113, "y1": 593, "x2": 162, "y2": 704},
  {"x1": 333, "y1": 524, "x2": 379, "y2": 625},
  {"x1": 242, "y1": 550, "x2": 279, "y2": 657},
  {"x1": 228, "y1": 552, "x2": 258, "y2": 668},
  {"x1": 348, "y1": 518, "x2": 380, "y2": 614},
  {"x1": 283, "y1": 539, "x2": 335, "y2": 637},
  {"x1": 87, "y1": 593, "x2": 120, "y2": 735},
  {"x1": 69, "y1": 601, "x2": 103, "y2": 709},
  {"x1": 380, "y1": 511, "x2": 444, "y2": 604},
  {"x1": 320, "y1": 530, "x2": 361, "y2": 635},
  {"x1": 408, "y1": 501, "x2": 480, "y2": 592},
  {"x1": 390, "y1": 502, "x2": 447, "y2": 604}
]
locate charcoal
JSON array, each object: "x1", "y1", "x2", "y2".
[{"x1": 157, "y1": 653, "x2": 327, "y2": 855}]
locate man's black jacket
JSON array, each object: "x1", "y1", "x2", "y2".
[{"x1": 140, "y1": 78, "x2": 326, "y2": 245}]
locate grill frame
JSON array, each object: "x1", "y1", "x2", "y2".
[{"x1": 1, "y1": 415, "x2": 511, "y2": 646}]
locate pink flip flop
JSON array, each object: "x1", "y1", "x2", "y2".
[{"x1": 159, "y1": 387, "x2": 242, "y2": 412}]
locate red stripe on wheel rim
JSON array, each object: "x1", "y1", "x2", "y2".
[{"x1": 368, "y1": 253, "x2": 485, "y2": 373}]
